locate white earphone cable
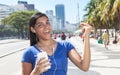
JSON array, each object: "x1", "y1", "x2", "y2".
[
  {"x1": 52, "y1": 48, "x2": 57, "y2": 75},
  {"x1": 41, "y1": 47, "x2": 57, "y2": 75}
]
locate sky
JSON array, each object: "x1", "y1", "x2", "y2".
[{"x1": 0, "y1": 0, "x2": 90, "y2": 23}]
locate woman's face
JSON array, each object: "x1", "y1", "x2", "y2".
[{"x1": 33, "y1": 16, "x2": 52, "y2": 40}]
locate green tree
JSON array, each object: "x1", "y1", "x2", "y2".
[
  {"x1": 1, "y1": 11, "x2": 36, "y2": 39},
  {"x1": 111, "y1": 0, "x2": 120, "y2": 31},
  {"x1": 84, "y1": 0, "x2": 120, "y2": 37}
]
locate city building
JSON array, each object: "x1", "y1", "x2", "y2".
[
  {"x1": 0, "y1": 1, "x2": 35, "y2": 23},
  {"x1": 55, "y1": 4, "x2": 65, "y2": 31},
  {"x1": 0, "y1": 4, "x2": 14, "y2": 21},
  {"x1": 13, "y1": 1, "x2": 35, "y2": 11},
  {"x1": 65, "y1": 21, "x2": 77, "y2": 32},
  {"x1": 46, "y1": 10, "x2": 57, "y2": 30}
]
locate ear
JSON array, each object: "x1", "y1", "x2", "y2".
[{"x1": 30, "y1": 27, "x2": 36, "y2": 33}]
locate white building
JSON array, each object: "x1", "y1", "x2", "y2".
[
  {"x1": 0, "y1": 1, "x2": 35, "y2": 24},
  {"x1": 13, "y1": 1, "x2": 34, "y2": 11},
  {"x1": 0, "y1": 4, "x2": 14, "y2": 21},
  {"x1": 46, "y1": 10, "x2": 58, "y2": 31},
  {"x1": 65, "y1": 21, "x2": 77, "y2": 32}
]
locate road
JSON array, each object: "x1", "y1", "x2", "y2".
[
  {"x1": 0, "y1": 39, "x2": 29, "y2": 58},
  {"x1": 0, "y1": 37, "x2": 120, "y2": 75},
  {"x1": 0, "y1": 39, "x2": 29, "y2": 75}
]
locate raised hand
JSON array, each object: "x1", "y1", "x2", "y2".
[{"x1": 80, "y1": 22, "x2": 92, "y2": 38}]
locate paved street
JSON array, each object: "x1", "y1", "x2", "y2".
[
  {"x1": 0, "y1": 37, "x2": 120, "y2": 75},
  {"x1": 0, "y1": 39, "x2": 29, "y2": 58},
  {"x1": 67, "y1": 37, "x2": 120, "y2": 75}
]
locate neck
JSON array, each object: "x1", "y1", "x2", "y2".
[
  {"x1": 37, "y1": 39, "x2": 55, "y2": 47},
  {"x1": 36, "y1": 39, "x2": 56, "y2": 54}
]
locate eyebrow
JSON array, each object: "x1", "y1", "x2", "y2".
[{"x1": 36, "y1": 19, "x2": 49, "y2": 24}]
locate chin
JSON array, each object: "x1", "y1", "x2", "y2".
[{"x1": 44, "y1": 36, "x2": 51, "y2": 40}]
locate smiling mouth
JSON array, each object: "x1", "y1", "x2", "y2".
[{"x1": 44, "y1": 30, "x2": 51, "y2": 34}]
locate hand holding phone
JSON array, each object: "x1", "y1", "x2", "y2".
[{"x1": 37, "y1": 52, "x2": 51, "y2": 70}]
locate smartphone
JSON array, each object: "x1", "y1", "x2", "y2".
[{"x1": 37, "y1": 51, "x2": 51, "y2": 69}]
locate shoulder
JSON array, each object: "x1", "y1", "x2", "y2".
[
  {"x1": 22, "y1": 46, "x2": 37, "y2": 56},
  {"x1": 21, "y1": 46, "x2": 36, "y2": 63},
  {"x1": 57, "y1": 41, "x2": 75, "y2": 49},
  {"x1": 58, "y1": 40, "x2": 71, "y2": 45},
  {"x1": 24, "y1": 46, "x2": 35, "y2": 52}
]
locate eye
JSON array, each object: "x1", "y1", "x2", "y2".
[
  {"x1": 46, "y1": 21, "x2": 50, "y2": 25},
  {"x1": 36, "y1": 23, "x2": 44, "y2": 28}
]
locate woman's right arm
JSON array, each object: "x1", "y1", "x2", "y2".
[
  {"x1": 22, "y1": 62, "x2": 42, "y2": 75},
  {"x1": 22, "y1": 58, "x2": 51, "y2": 75},
  {"x1": 22, "y1": 62, "x2": 32, "y2": 75}
]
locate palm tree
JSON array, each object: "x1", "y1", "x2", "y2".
[
  {"x1": 84, "y1": 0, "x2": 120, "y2": 35},
  {"x1": 84, "y1": 0, "x2": 104, "y2": 37},
  {"x1": 111, "y1": 0, "x2": 120, "y2": 31}
]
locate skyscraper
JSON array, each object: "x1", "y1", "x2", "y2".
[{"x1": 55, "y1": 4, "x2": 65, "y2": 30}]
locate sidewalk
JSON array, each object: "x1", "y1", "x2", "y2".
[
  {"x1": 0, "y1": 39, "x2": 21, "y2": 44},
  {"x1": 74, "y1": 37, "x2": 120, "y2": 75},
  {"x1": 3, "y1": 37, "x2": 119, "y2": 75}
]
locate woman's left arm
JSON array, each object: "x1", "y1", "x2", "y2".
[{"x1": 68, "y1": 23, "x2": 92, "y2": 71}]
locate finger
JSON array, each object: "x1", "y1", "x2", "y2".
[
  {"x1": 82, "y1": 28, "x2": 85, "y2": 33},
  {"x1": 35, "y1": 58, "x2": 50, "y2": 74},
  {"x1": 41, "y1": 58, "x2": 50, "y2": 64},
  {"x1": 36, "y1": 57, "x2": 46, "y2": 66},
  {"x1": 43, "y1": 61, "x2": 51, "y2": 67},
  {"x1": 41, "y1": 59, "x2": 50, "y2": 68},
  {"x1": 80, "y1": 22, "x2": 91, "y2": 27},
  {"x1": 80, "y1": 22, "x2": 87, "y2": 26},
  {"x1": 43, "y1": 63, "x2": 51, "y2": 71},
  {"x1": 42, "y1": 61, "x2": 51, "y2": 72},
  {"x1": 43, "y1": 62, "x2": 51, "y2": 69}
]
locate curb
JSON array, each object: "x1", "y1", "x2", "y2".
[{"x1": 0, "y1": 48, "x2": 25, "y2": 58}]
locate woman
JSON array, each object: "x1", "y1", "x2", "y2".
[{"x1": 21, "y1": 12, "x2": 92, "y2": 75}]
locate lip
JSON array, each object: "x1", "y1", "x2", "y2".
[
  {"x1": 44, "y1": 30, "x2": 49, "y2": 32},
  {"x1": 44, "y1": 30, "x2": 51, "y2": 34}
]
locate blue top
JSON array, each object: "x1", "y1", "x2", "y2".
[{"x1": 21, "y1": 41, "x2": 75, "y2": 75}]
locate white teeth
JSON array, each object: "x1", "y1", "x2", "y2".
[{"x1": 44, "y1": 30, "x2": 49, "y2": 33}]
